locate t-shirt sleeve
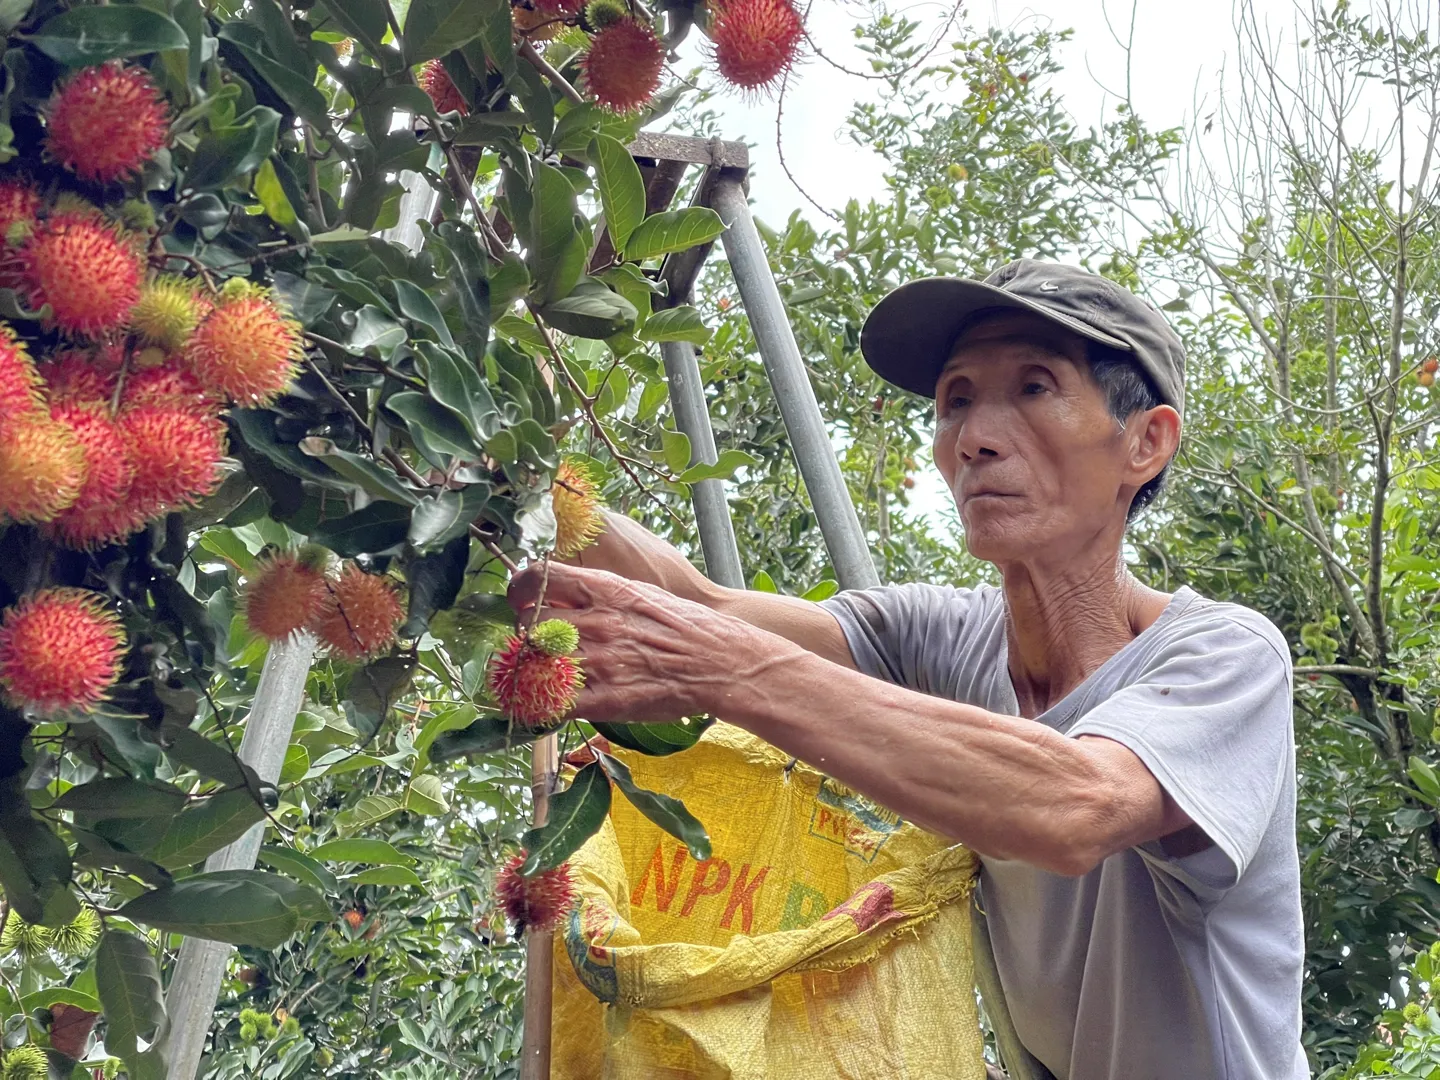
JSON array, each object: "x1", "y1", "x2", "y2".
[
  {"x1": 819, "y1": 582, "x2": 983, "y2": 695},
  {"x1": 1066, "y1": 609, "x2": 1294, "y2": 890}
]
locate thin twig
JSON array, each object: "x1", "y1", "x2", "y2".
[{"x1": 519, "y1": 39, "x2": 585, "y2": 107}]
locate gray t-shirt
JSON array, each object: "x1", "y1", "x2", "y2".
[{"x1": 821, "y1": 583, "x2": 1305, "y2": 1080}]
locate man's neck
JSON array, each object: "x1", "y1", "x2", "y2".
[{"x1": 998, "y1": 551, "x2": 1171, "y2": 718}]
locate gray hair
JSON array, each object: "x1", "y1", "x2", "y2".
[{"x1": 1086, "y1": 344, "x2": 1171, "y2": 521}]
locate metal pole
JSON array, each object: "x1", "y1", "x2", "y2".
[
  {"x1": 162, "y1": 634, "x2": 316, "y2": 1078},
  {"x1": 660, "y1": 339, "x2": 745, "y2": 590},
  {"x1": 711, "y1": 175, "x2": 879, "y2": 592}
]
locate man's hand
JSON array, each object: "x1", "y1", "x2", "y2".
[
  {"x1": 507, "y1": 561, "x2": 796, "y2": 723},
  {"x1": 565, "y1": 510, "x2": 715, "y2": 603}
]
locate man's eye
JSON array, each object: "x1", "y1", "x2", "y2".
[
  {"x1": 946, "y1": 395, "x2": 970, "y2": 409},
  {"x1": 1022, "y1": 382, "x2": 1046, "y2": 395}
]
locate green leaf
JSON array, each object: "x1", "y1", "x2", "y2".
[
  {"x1": 800, "y1": 579, "x2": 840, "y2": 602},
  {"x1": 404, "y1": 532, "x2": 470, "y2": 635},
  {"x1": 28, "y1": 6, "x2": 187, "y2": 65},
  {"x1": 346, "y1": 305, "x2": 408, "y2": 359},
  {"x1": 184, "y1": 107, "x2": 281, "y2": 190},
  {"x1": 661, "y1": 429, "x2": 692, "y2": 473},
  {"x1": 403, "y1": 0, "x2": 490, "y2": 64},
  {"x1": 413, "y1": 341, "x2": 501, "y2": 444},
  {"x1": 429, "y1": 715, "x2": 545, "y2": 762},
  {"x1": 1410, "y1": 756, "x2": 1440, "y2": 806},
  {"x1": 343, "y1": 656, "x2": 417, "y2": 741},
  {"x1": 279, "y1": 744, "x2": 310, "y2": 785},
  {"x1": 413, "y1": 704, "x2": 477, "y2": 769},
  {"x1": 394, "y1": 279, "x2": 455, "y2": 348},
  {"x1": 520, "y1": 761, "x2": 611, "y2": 873},
  {"x1": 118, "y1": 870, "x2": 327, "y2": 948},
  {"x1": 590, "y1": 715, "x2": 713, "y2": 757},
  {"x1": 677, "y1": 449, "x2": 760, "y2": 484},
  {"x1": 348, "y1": 865, "x2": 425, "y2": 888},
  {"x1": 0, "y1": 0, "x2": 33, "y2": 36},
  {"x1": 258, "y1": 845, "x2": 339, "y2": 894},
  {"x1": 96, "y1": 933, "x2": 164, "y2": 1063},
  {"x1": 52, "y1": 778, "x2": 187, "y2": 820},
  {"x1": 405, "y1": 774, "x2": 449, "y2": 815},
  {"x1": 297, "y1": 438, "x2": 419, "y2": 504},
  {"x1": 20, "y1": 987, "x2": 102, "y2": 1015},
  {"x1": 596, "y1": 751, "x2": 710, "y2": 860},
  {"x1": 254, "y1": 158, "x2": 305, "y2": 239},
  {"x1": 432, "y1": 222, "x2": 491, "y2": 350},
  {"x1": 639, "y1": 305, "x2": 713, "y2": 345},
  {"x1": 751, "y1": 570, "x2": 778, "y2": 593},
  {"x1": 624, "y1": 208, "x2": 726, "y2": 262},
  {"x1": 591, "y1": 134, "x2": 645, "y2": 254},
  {"x1": 307, "y1": 501, "x2": 412, "y2": 557},
  {"x1": 335, "y1": 794, "x2": 403, "y2": 833},
  {"x1": 160, "y1": 726, "x2": 254, "y2": 787},
  {"x1": 538, "y1": 277, "x2": 637, "y2": 339},
  {"x1": 385, "y1": 391, "x2": 482, "y2": 464},
  {"x1": 313, "y1": 0, "x2": 388, "y2": 59},
  {"x1": 148, "y1": 787, "x2": 266, "y2": 869},
  {"x1": 218, "y1": 23, "x2": 329, "y2": 131},
  {"x1": 309, "y1": 839, "x2": 416, "y2": 867},
  {"x1": 409, "y1": 487, "x2": 488, "y2": 552},
  {"x1": 528, "y1": 162, "x2": 585, "y2": 305}
]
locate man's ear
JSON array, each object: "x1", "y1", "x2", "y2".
[{"x1": 1128, "y1": 404, "x2": 1181, "y2": 485}]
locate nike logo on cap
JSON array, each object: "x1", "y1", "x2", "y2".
[{"x1": 1038, "y1": 281, "x2": 1059, "y2": 292}]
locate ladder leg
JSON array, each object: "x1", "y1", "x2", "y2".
[
  {"x1": 660, "y1": 339, "x2": 746, "y2": 590},
  {"x1": 711, "y1": 176, "x2": 879, "y2": 592}
]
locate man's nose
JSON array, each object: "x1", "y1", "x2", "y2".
[{"x1": 956, "y1": 404, "x2": 1010, "y2": 462}]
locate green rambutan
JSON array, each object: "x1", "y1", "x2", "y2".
[
  {"x1": 244, "y1": 549, "x2": 330, "y2": 642},
  {"x1": 0, "y1": 322, "x2": 43, "y2": 420},
  {"x1": 45, "y1": 62, "x2": 170, "y2": 184},
  {"x1": 417, "y1": 59, "x2": 469, "y2": 116},
  {"x1": 495, "y1": 852, "x2": 578, "y2": 932},
  {"x1": 0, "y1": 1044, "x2": 48, "y2": 1080},
  {"x1": 584, "y1": 0, "x2": 628, "y2": 29},
  {"x1": 487, "y1": 633, "x2": 584, "y2": 724},
  {"x1": 582, "y1": 18, "x2": 665, "y2": 113},
  {"x1": 707, "y1": 0, "x2": 804, "y2": 93},
  {"x1": 313, "y1": 564, "x2": 404, "y2": 660},
  {"x1": 0, "y1": 588, "x2": 126, "y2": 714},
  {"x1": 46, "y1": 402, "x2": 139, "y2": 550},
  {"x1": 185, "y1": 282, "x2": 301, "y2": 406},
  {"x1": 118, "y1": 404, "x2": 226, "y2": 517},
  {"x1": 130, "y1": 275, "x2": 206, "y2": 351},
  {"x1": 0, "y1": 914, "x2": 53, "y2": 960},
  {"x1": 47, "y1": 906, "x2": 100, "y2": 956},
  {"x1": 16, "y1": 211, "x2": 142, "y2": 337},
  {"x1": 0, "y1": 413, "x2": 86, "y2": 523},
  {"x1": 529, "y1": 618, "x2": 580, "y2": 657},
  {"x1": 551, "y1": 458, "x2": 605, "y2": 558}
]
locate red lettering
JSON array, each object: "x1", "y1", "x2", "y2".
[
  {"x1": 680, "y1": 858, "x2": 731, "y2": 917},
  {"x1": 719, "y1": 863, "x2": 770, "y2": 933},
  {"x1": 630, "y1": 842, "x2": 689, "y2": 912}
]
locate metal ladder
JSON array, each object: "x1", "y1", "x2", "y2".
[{"x1": 640, "y1": 133, "x2": 1046, "y2": 1080}]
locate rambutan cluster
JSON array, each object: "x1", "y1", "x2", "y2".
[
  {"x1": 487, "y1": 619, "x2": 586, "y2": 725},
  {"x1": 242, "y1": 553, "x2": 405, "y2": 660}
]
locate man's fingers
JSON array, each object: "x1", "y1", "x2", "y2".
[{"x1": 506, "y1": 560, "x2": 596, "y2": 615}]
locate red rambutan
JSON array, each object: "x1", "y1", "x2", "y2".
[
  {"x1": 46, "y1": 402, "x2": 139, "y2": 550},
  {"x1": 707, "y1": 0, "x2": 804, "y2": 92},
  {"x1": 118, "y1": 405, "x2": 226, "y2": 518},
  {"x1": 36, "y1": 347, "x2": 121, "y2": 406},
  {"x1": 551, "y1": 458, "x2": 605, "y2": 558},
  {"x1": 582, "y1": 19, "x2": 665, "y2": 113},
  {"x1": 0, "y1": 413, "x2": 86, "y2": 523},
  {"x1": 118, "y1": 358, "x2": 216, "y2": 416},
  {"x1": 0, "y1": 323, "x2": 43, "y2": 420},
  {"x1": 487, "y1": 634, "x2": 585, "y2": 725},
  {"x1": 185, "y1": 284, "x2": 301, "y2": 407},
  {"x1": 495, "y1": 852, "x2": 578, "y2": 933},
  {"x1": 244, "y1": 550, "x2": 330, "y2": 643},
  {"x1": 45, "y1": 63, "x2": 170, "y2": 184},
  {"x1": 0, "y1": 588, "x2": 126, "y2": 714},
  {"x1": 312, "y1": 564, "x2": 404, "y2": 661},
  {"x1": 17, "y1": 212, "x2": 142, "y2": 337},
  {"x1": 417, "y1": 60, "x2": 469, "y2": 116},
  {"x1": 0, "y1": 180, "x2": 41, "y2": 243}
]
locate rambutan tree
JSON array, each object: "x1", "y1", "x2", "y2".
[{"x1": 0, "y1": 0, "x2": 814, "y2": 1073}]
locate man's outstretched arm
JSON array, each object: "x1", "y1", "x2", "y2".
[{"x1": 567, "y1": 510, "x2": 856, "y2": 669}]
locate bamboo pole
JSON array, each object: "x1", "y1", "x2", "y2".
[{"x1": 519, "y1": 733, "x2": 559, "y2": 1079}]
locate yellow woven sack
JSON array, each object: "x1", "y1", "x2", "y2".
[{"x1": 552, "y1": 723, "x2": 986, "y2": 1080}]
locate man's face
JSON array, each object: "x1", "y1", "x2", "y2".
[{"x1": 932, "y1": 311, "x2": 1139, "y2": 564}]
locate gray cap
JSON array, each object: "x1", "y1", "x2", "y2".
[{"x1": 859, "y1": 259, "x2": 1186, "y2": 417}]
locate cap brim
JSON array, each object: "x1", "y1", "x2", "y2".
[{"x1": 859, "y1": 277, "x2": 1134, "y2": 398}]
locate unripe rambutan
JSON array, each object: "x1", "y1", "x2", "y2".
[
  {"x1": 530, "y1": 618, "x2": 580, "y2": 657},
  {"x1": 118, "y1": 405, "x2": 226, "y2": 517},
  {"x1": 245, "y1": 549, "x2": 330, "y2": 642},
  {"x1": 584, "y1": 0, "x2": 628, "y2": 29},
  {"x1": 313, "y1": 564, "x2": 404, "y2": 660},
  {"x1": 0, "y1": 413, "x2": 86, "y2": 523},
  {"x1": 0, "y1": 323, "x2": 42, "y2": 420},
  {"x1": 707, "y1": 0, "x2": 804, "y2": 92},
  {"x1": 0, "y1": 180, "x2": 41, "y2": 244},
  {"x1": 495, "y1": 852, "x2": 578, "y2": 933},
  {"x1": 130, "y1": 276, "x2": 206, "y2": 351},
  {"x1": 417, "y1": 59, "x2": 469, "y2": 116},
  {"x1": 551, "y1": 458, "x2": 605, "y2": 558},
  {"x1": 0, "y1": 913, "x2": 53, "y2": 960},
  {"x1": 17, "y1": 211, "x2": 142, "y2": 337},
  {"x1": 582, "y1": 19, "x2": 665, "y2": 113},
  {"x1": 46, "y1": 402, "x2": 138, "y2": 550},
  {"x1": 47, "y1": 906, "x2": 100, "y2": 956},
  {"x1": 36, "y1": 347, "x2": 120, "y2": 406},
  {"x1": 45, "y1": 63, "x2": 170, "y2": 184},
  {"x1": 0, "y1": 1045, "x2": 48, "y2": 1080},
  {"x1": 185, "y1": 284, "x2": 301, "y2": 406},
  {"x1": 487, "y1": 634, "x2": 584, "y2": 724},
  {"x1": 0, "y1": 588, "x2": 126, "y2": 714},
  {"x1": 118, "y1": 357, "x2": 216, "y2": 416}
]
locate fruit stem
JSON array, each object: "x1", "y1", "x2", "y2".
[{"x1": 519, "y1": 39, "x2": 586, "y2": 107}]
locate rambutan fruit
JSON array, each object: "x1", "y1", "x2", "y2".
[
  {"x1": 36, "y1": 347, "x2": 120, "y2": 406},
  {"x1": 0, "y1": 913, "x2": 53, "y2": 960},
  {"x1": 0, "y1": 413, "x2": 86, "y2": 523},
  {"x1": 584, "y1": 0, "x2": 628, "y2": 29},
  {"x1": 487, "y1": 634, "x2": 584, "y2": 724},
  {"x1": 0, "y1": 180, "x2": 41, "y2": 244},
  {"x1": 0, "y1": 323, "x2": 42, "y2": 420},
  {"x1": 312, "y1": 564, "x2": 404, "y2": 660},
  {"x1": 118, "y1": 404, "x2": 226, "y2": 517},
  {"x1": 244, "y1": 548, "x2": 330, "y2": 643},
  {"x1": 707, "y1": 0, "x2": 804, "y2": 92},
  {"x1": 551, "y1": 458, "x2": 605, "y2": 558},
  {"x1": 582, "y1": 19, "x2": 665, "y2": 113},
  {"x1": 417, "y1": 59, "x2": 469, "y2": 116},
  {"x1": 495, "y1": 852, "x2": 578, "y2": 933},
  {"x1": 334, "y1": 38, "x2": 354, "y2": 60},
  {"x1": 529, "y1": 618, "x2": 580, "y2": 657},
  {"x1": 185, "y1": 282, "x2": 301, "y2": 407},
  {"x1": 0, "y1": 1045, "x2": 48, "y2": 1080},
  {"x1": 118, "y1": 357, "x2": 216, "y2": 416},
  {"x1": 46, "y1": 402, "x2": 138, "y2": 550},
  {"x1": 340, "y1": 908, "x2": 364, "y2": 930},
  {"x1": 0, "y1": 588, "x2": 126, "y2": 714},
  {"x1": 130, "y1": 276, "x2": 206, "y2": 351},
  {"x1": 47, "y1": 906, "x2": 100, "y2": 956},
  {"x1": 44, "y1": 63, "x2": 170, "y2": 184},
  {"x1": 16, "y1": 211, "x2": 142, "y2": 337}
]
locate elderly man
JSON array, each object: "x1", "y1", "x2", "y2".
[{"x1": 509, "y1": 261, "x2": 1305, "y2": 1079}]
